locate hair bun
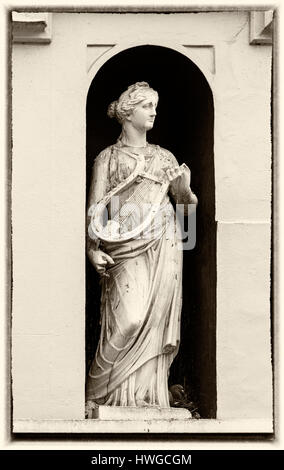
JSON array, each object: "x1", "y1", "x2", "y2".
[
  {"x1": 128, "y1": 81, "x2": 149, "y2": 92},
  {"x1": 107, "y1": 100, "x2": 117, "y2": 119}
]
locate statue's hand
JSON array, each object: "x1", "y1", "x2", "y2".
[
  {"x1": 88, "y1": 249, "x2": 114, "y2": 276},
  {"x1": 166, "y1": 164, "x2": 191, "y2": 196}
]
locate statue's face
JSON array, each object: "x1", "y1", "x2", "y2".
[{"x1": 127, "y1": 94, "x2": 158, "y2": 132}]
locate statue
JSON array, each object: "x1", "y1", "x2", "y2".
[{"x1": 85, "y1": 82, "x2": 197, "y2": 416}]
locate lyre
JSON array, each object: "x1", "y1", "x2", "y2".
[{"x1": 88, "y1": 147, "x2": 186, "y2": 244}]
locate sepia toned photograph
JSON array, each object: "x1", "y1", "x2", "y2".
[{"x1": 9, "y1": 3, "x2": 274, "y2": 440}]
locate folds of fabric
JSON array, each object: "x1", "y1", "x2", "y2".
[
  {"x1": 86, "y1": 209, "x2": 183, "y2": 407},
  {"x1": 86, "y1": 142, "x2": 187, "y2": 408}
]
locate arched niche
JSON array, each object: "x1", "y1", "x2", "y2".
[{"x1": 86, "y1": 45, "x2": 216, "y2": 418}]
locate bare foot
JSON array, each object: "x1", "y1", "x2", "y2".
[{"x1": 136, "y1": 399, "x2": 149, "y2": 407}]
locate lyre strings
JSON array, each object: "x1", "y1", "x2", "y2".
[
  {"x1": 106, "y1": 146, "x2": 163, "y2": 235},
  {"x1": 109, "y1": 177, "x2": 161, "y2": 234}
]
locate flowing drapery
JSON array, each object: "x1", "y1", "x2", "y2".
[{"x1": 86, "y1": 141, "x2": 185, "y2": 407}]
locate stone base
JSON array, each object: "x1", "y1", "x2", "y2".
[
  {"x1": 13, "y1": 418, "x2": 273, "y2": 434},
  {"x1": 92, "y1": 405, "x2": 192, "y2": 420}
]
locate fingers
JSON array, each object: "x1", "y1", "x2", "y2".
[
  {"x1": 95, "y1": 259, "x2": 108, "y2": 275},
  {"x1": 102, "y1": 253, "x2": 115, "y2": 265},
  {"x1": 95, "y1": 253, "x2": 114, "y2": 276},
  {"x1": 96, "y1": 265, "x2": 110, "y2": 278},
  {"x1": 101, "y1": 272, "x2": 110, "y2": 278},
  {"x1": 96, "y1": 266, "x2": 106, "y2": 275},
  {"x1": 98, "y1": 267, "x2": 110, "y2": 278},
  {"x1": 166, "y1": 166, "x2": 183, "y2": 182},
  {"x1": 96, "y1": 264, "x2": 111, "y2": 278},
  {"x1": 181, "y1": 163, "x2": 190, "y2": 173}
]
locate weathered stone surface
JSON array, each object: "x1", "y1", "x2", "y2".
[
  {"x1": 92, "y1": 406, "x2": 192, "y2": 420},
  {"x1": 13, "y1": 417, "x2": 273, "y2": 434},
  {"x1": 12, "y1": 11, "x2": 272, "y2": 428}
]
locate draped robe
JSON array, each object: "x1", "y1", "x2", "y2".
[{"x1": 86, "y1": 139, "x2": 192, "y2": 408}]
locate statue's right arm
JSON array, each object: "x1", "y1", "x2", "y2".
[{"x1": 87, "y1": 149, "x2": 114, "y2": 273}]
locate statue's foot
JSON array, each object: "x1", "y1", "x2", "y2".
[{"x1": 136, "y1": 399, "x2": 149, "y2": 407}]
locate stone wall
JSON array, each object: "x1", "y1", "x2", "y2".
[{"x1": 12, "y1": 11, "x2": 272, "y2": 428}]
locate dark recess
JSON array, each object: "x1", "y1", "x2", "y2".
[{"x1": 86, "y1": 45, "x2": 216, "y2": 418}]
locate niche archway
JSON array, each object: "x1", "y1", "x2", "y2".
[{"x1": 86, "y1": 45, "x2": 216, "y2": 418}]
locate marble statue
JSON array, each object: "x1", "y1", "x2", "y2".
[{"x1": 85, "y1": 82, "x2": 197, "y2": 416}]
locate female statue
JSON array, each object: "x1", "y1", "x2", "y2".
[{"x1": 85, "y1": 82, "x2": 197, "y2": 414}]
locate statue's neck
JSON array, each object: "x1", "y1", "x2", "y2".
[{"x1": 120, "y1": 125, "x2": 147, "y2": 148}]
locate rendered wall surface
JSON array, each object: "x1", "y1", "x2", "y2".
[{"x1": 12, "y1": 12, "x2": 272, "y2": 425}]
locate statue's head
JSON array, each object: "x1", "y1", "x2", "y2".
[{"x1": 107, "y1": 82, "x2": 158, "y2": 125}]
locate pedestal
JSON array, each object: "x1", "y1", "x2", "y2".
[{"x1": 91, "y1": 406, "x2": 192, "y2": 420}]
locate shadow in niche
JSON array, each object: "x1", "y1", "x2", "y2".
[{"x1": 86, "y1": 45, "x2": 216, "y2": 419}]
